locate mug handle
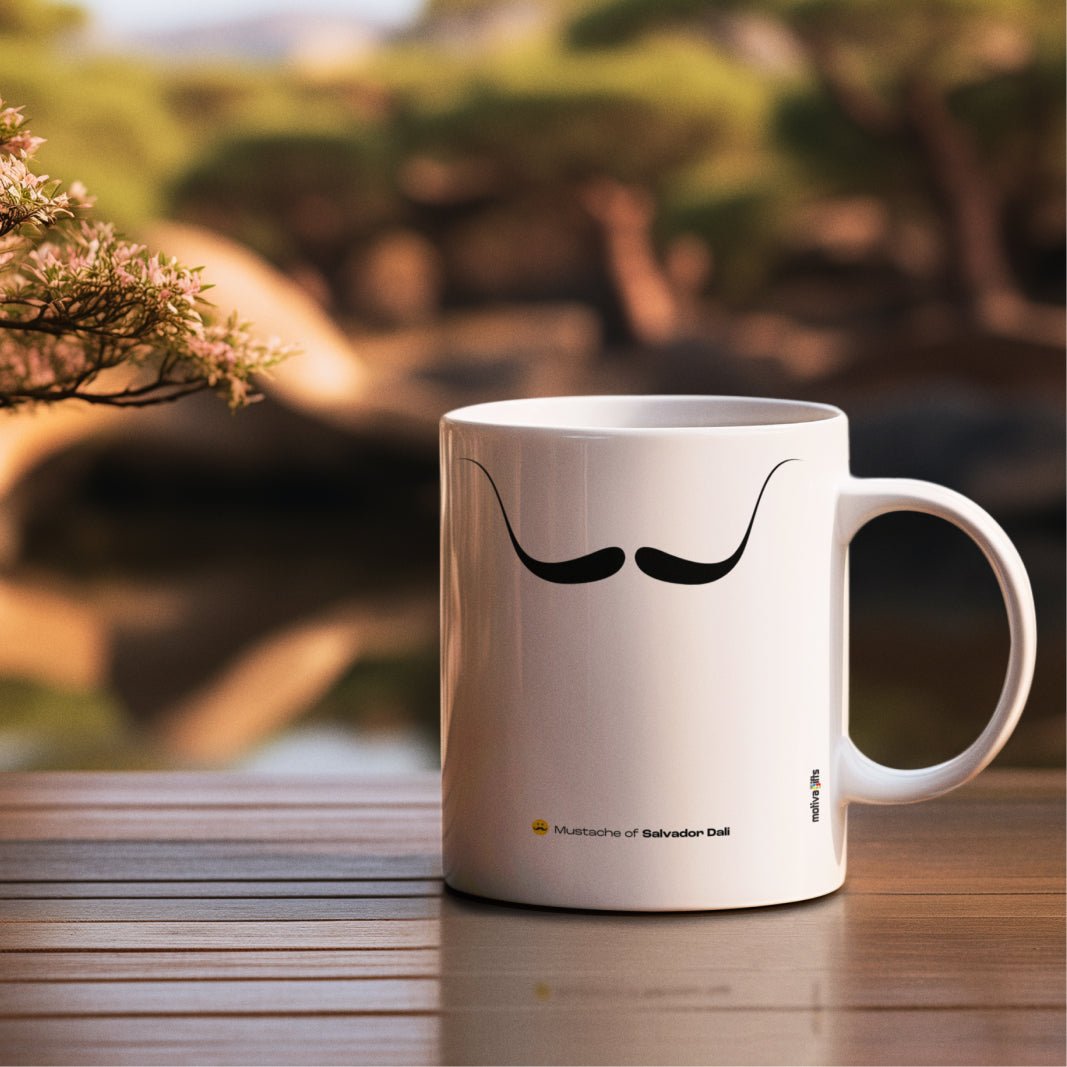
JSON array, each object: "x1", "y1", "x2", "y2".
[{"x1": 836, "y1": 476, "x2": 1037, "y2": 805}]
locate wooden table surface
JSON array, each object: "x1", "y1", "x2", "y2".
[{"x1": 0, "y1": 768, "x2": 1061, "y2": 1066}]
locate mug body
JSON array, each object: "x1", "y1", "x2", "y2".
[{"x1": 441, "y1": 396, "x2": 850, "y2": 910}]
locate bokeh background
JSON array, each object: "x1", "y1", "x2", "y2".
[{"x1": 0, "y1": 0, "x2": 1062, "y2": 773}]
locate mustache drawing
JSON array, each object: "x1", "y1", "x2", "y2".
[
  {"x1": 463, "y1": 457, "x2": 796, "y2": 585},
  {"x1": 634, "y1": 459, "x2": 797, "y2": 584},
  {"x1": 462, "y1": 459, "x2": 625, "y2": 584}
]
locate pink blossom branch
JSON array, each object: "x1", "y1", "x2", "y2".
[{"x1": 0, "y1": 98, "x2": 297, "y2": 411}]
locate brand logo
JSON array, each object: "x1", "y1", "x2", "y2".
[
  {"x1": 463, "y1": 457, "x2": 797, "y2": 585},
  {"x1": 531, "y1": 819, "x2": 549, "y2": 835},
  {"x1": 810, "y1": 769, "x2": 821, "y2": 823}
]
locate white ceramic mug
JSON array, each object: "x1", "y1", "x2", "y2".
[{"x1": 440, "y1": 396, "x2": 1036, "y2": 911}]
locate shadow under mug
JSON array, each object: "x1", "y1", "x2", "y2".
[{"x1": 440, "y1": 396, "x2": 1036, "y2": 911}]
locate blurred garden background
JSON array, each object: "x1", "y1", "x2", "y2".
[{"x1": 0, "y1": 0, "x2": 1062, "y2": 772}]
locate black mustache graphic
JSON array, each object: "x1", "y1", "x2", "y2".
[
  {"x1": 463, "y1": 459, "x2": 626, "y2": 584},
  {"x1": 463, "y1": 457, "x2": 796, "y2": 585},
  {"x1": 634, "y1": 459, "x2": 797, "y2": 584}
]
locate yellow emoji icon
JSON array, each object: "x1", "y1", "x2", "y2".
[{"x1": 532, "y1": 819, "x2": 549, "y2": 835}]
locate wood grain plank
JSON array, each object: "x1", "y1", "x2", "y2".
[
  {"x1": 0, "y1": 950, "x2": 441, "y2": 981},
  {"x1": 0, "y1": 772, "x2": 441, "y2": 808},
  {"x1": 925, "y1": 768, "x2": 1064, "y2": 802},
  {"x1": 0, "y1": 978, "x2": 439, "y2": 1016},
  {"x1": 435, "y1": 966, "x2": 1062, "y2": 1011},
  {"x1": 8, "y1": 1009, "x2": 1047, "y2": 1067},
  {"x1": 0, "y1": 897, "x2": 440, "y2": 920},
  {"x1": 66, "y1": 885, "x2": 1062, "y2": 923},
  {"x1": 0, "y1": 768, "x2": 1053, "y2": 809},
  {"x1": 846, "y1": 797, "x2": 1064, "y2": 894},
  {"x1": 436, "y1": 889, "x2": 1064, "y2": 1009},
  {"x1": 1, "y1": 1009, "x2": 1058, "y2": 1067},
  {"x1": 0, "y1": 841, "x2": 440, "y2": 880},
  {"x1": 0, "y1": 950, "x2": 1053, "y2": 1008},
  {"x1": 2, "y1": 945, "x2": 1055, "y2": 1003},
  {"x1": 0, "y1": 880, "x2": 443, "y2": 899},
  {"x1": 0, "y1": 1007, "x2": 1059, "y2": 1067},
  {"x1": 437, "y1": 1007, "x2": 1065, "y2": 1067},
  {"x1": 0, "y1": 1016, "x2": 438, "y2": 1067},
  {"x1": 0, "y1": 808, "x2": 441, "y2": 841},
  {"x1": 0, "y1": 919, "x2": 440, "y2": 950},
  {"x1": 840, "y1": 893, "x2": 1063, "y2": 919},
  {"x1": 0, "y1": 769, "x2": 1059, "y2": 1067},
  {"x1": 3, "y1": 966, "x2": 1057, "y2": 1019},
  {"x1": 1, "y1": 901, "x2": 1058, "y2": 1009}
]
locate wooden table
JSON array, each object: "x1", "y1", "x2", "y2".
[{"x1": 0, "y1": 769, "x2": 1062, "y2": 1066}]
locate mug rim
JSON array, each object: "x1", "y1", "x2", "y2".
[{"x1": 442, "y1": 394, "x2": 845, "y2": 432}]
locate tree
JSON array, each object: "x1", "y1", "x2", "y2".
[
  {"x1": 170, "y1": 130, "x2": 404, "y2": 290},
  {"x1": 391, "y1": 38, "x2": 769, "y2": 342},
  {"x1": 0, "y1": 100, "x2": 295, "y2": 410},
  {"x1": 0, "y1": 0, "x2": 84, "y2": 38},
  {"x1": 568, "y1": 0, "x2": 1065, "y2": 344}
]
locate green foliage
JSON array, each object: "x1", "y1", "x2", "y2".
[
  {"x1": 162, "y1": 66, "x2": 366, "y2": 145},
  {"x1": 772, "y1": 84, "x2": 918, "y2": 195},
  {"x1": 309, "y1": 649, "x2": 439, "y2": 733},
  {"x1": 393, "y1": 33, "x2": 775, "y2": 187},
  {"x1": 568, "y1": 0, "x2": 720, "y2": 49},
  {"x1": 661, "y1": 185, "x2": 789, "y2": 300},
  {"x1": 0, "y1": 677, "x2": 129, "y2": 769},
  {"x1": 0, "y1": 0, "x2": 84, "y2": 39},
  {"x1": 405, "y1": 84, "x2": 715, "y2": 187},
  {"x1": 0, "y1": 4, "x2": 173, "y2": 224},
  {"x1": 0, "y1": 46, "x2": 188, "y2": 228},
  {"x1": 171, "y1": 130, "x2": 403, "y2": 264},
  {"x1": 564, "y1": 0, "x2": 1064, "y2": 298},
  {"x1": 1, "y1": 0, "x2": 1059, "y2": 314}
]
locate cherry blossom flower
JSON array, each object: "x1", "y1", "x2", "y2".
[{"x1": 0, "y1": 98, "x2": 296, "y2": 410}]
